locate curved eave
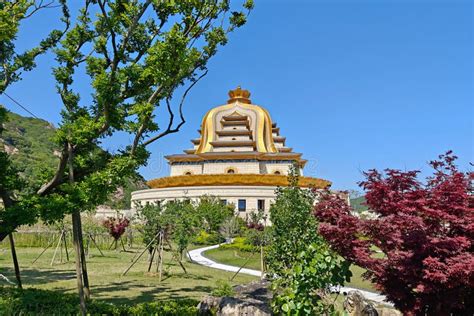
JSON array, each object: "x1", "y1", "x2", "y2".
[{"x1": 147, "y1": 174, "x2": 331, "y2": 189}]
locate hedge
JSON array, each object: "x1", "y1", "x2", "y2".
[{"x1": 0, "y1": 286, "x2": 200, "y2": 315}]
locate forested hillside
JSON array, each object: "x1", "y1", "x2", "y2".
[{"x1": 0, "y1": 110, "x2": 146, "y2": 208}]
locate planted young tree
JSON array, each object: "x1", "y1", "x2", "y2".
[
  {"x1": 245, "y1": 209, "x2": 270, "y2": 278},
  {"x1": 0, "y1": 1, "x2": 253, "y2": 313},
  {"x1": 314, "y1": 151, "x2": 474, "y2": 315},
  {"x1": 196, "y1": 196, "x2": 234, "y2": 232},
  {"x1": 103, "y1": 216, "x2": 130, "y2": 250},
  {"x1": 267, "y1": 165, "x2": 351, "y2": 315}
]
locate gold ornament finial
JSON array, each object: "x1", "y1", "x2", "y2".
[{"x1": 227, "y1": 86, "x2": 251, "y2": 104}]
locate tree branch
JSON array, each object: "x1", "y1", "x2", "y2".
[{"x1": 142, "y1": 69, "x2": 208, "y2": 147}]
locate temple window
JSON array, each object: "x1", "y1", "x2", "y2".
[
  {"x1": 238, "y1": 199, "x2": 246, "y2": 212},
  {"x1": 273, "y1": 170, "x2": 281, "y2": 175},
  {"x1": 258, "y1": 199, "x2": 265, "y2": 211},
  {"x1": 226, "y1": 168, "x2": 236, "y2": 174},
  {"x1": 184, "y1": 171, "x2": 193, "y2": 175}
]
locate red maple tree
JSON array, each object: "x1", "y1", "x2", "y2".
[{"x1": 314, "y1": 152, "x2": 473, "y2": 315}]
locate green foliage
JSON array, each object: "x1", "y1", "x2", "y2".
[
  {"x1": 211, "y1": 280, "x2": 235, "y2": 297},
  {"x1": 0, "y1": 111, "x2": 58, "y2": 187},
  {"x1": 0, "y1": 1, "x2": 68, "y2": 93},
  {"x1": 195, "y1": 196, "x2": 234, "y2": 232},
  {"x1": 219, "y1": 236, "x2": 255, "y2": 252},
  {"x1": 0, "y1": 286, "x2": 199, "y2": 315},
  {"x1": 267, "y1": 165, "x2": 351, "y2": 315},
  {"x1": 266, "y1": 165, "x2": 318, "y2": 273},
  {"x1": 1, "y1": 0, "x2": 253, "y2": 241},
  {"x1": 272, "y1": 242, "x2": 351, "y2": 315},
  {"x1": 193, "y1": 230, "x2": 224, "y2": 245}
]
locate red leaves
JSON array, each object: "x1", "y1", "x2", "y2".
[
  {"x1": 314, "y1": 152, "x2": 474, "y2": 315},
  {"x1": 103, "y1": 216, "x2": 130, "y2": 241}
]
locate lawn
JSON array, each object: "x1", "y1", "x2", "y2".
[
  {"x1": 203, "y1": 247, "x2": 377, "y2": 292},
  {"x1": 0, "y1": 244, "x2": 257, "y2": 305}
]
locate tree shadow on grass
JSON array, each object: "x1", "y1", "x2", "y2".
[{"x1": 0, "y1": 267, "x2": 75, "y2": 285}]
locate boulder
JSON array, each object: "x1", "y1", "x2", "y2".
[
  {"x1": 198, "y1": 280, "x2": 272, "y2": 316},
  {"x1": 344, "y1": 290, "x2": 402, "y2": 316}
]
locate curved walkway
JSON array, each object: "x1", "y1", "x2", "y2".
[{"x1": 188, "y1": 244, "x2": 389, "y2": 304}]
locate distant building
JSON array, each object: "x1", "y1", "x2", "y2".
[{"x1": 131, "y1": 87, "x2": 331, "y2": 217}]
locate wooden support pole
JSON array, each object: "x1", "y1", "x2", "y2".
[
  {"x1": 158, "y1": 232, "x2": 164, "y2": 282},
  {"x1": 32, "y1": 236, "x2": 56, "y2": 264},
  {"x1": 89, "y1": 233, "x2": 104, "y2": 257},
  {"x1": 230, "y1": 251, "x2": 255, "y2": 281},
  {"x1": 122, "y1": 232, "x2": 160, "y2": 276},
  {"x1": 51, "y1": 232, "x2": 63, "y2": 266}
]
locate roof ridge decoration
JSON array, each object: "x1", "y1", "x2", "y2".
[{"x1": 227, "y1": 86, "x2": 251, "y2": 104}]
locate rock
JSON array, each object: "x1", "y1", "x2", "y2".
[
  {"x1": 344, "y1": 290, "x2": 378, "y2": 316},
  {"x1": 198, "y1": 280, "x2": 272, "y2": 316}
]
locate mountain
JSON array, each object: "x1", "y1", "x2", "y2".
[
  {"x1": 0, "y1": 110, "x2": 147, "y2": 208},
  {"x1": 1, "y1": 111, "x2": 58, "y2": 185},
  {"x1": 350, "y1": 196, "x2": 369, "y2": 213}
]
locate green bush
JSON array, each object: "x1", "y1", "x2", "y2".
[
  {"x1": 0, "y1": 286, "x2": 199, "y2": 315},
  {"x1": 211, "y1": 280, "x2": 234, "y2": 297},
  {"x1": 219, "y1": 236, "x2": 255, "y2": 252},
  {"x1": 193, "y1": 230, "x2": 224, "y2": 245}
]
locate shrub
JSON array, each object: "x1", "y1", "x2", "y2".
[
  {"x1": 193, "y1": 230, "x2": 225, "y2": 245},
  {"x1": 0, "y1": 286, "x2": 199, "y2": 315},
  {"x1": 314, "y1": 152, "x2": 474, "y2": 315},
  {"x1": 211, "y1": 280, "x2": 235, "y2": 297},
  {"x1": 219, "y1": 236, "x2": 255, "y2": 252}
]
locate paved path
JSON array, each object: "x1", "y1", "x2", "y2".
[{"x1": 188, "y1": 244, "x2": 389, "y2": 304}]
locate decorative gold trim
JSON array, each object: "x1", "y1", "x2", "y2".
[{"x1": 147, "y1": 174, "x2": 331, "y2": 189}]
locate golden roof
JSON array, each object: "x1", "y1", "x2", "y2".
[{"x1": 195, "y1": 87, "x2": 278, "y2": 154}]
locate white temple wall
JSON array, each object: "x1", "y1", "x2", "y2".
[
  {"x1": 131, "y1": 185, "x2": 276, "y2": 220},
  {"x1": 170, "y1": 163, "x2": 203, "y2": 176},
  {"x1": 202, "y1": 161, "x2": 260, "y2": 174}
]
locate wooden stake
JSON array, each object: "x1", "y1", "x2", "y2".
[
  {"x1": 51, "y1": 232, "x2": 63, "y2": 266},
  {"x1": 230, "y1": 251, "x2": 255, "y2": 281},
  {"x1": 158, "y1": 232, "x2": 164, "y2": 282},
  {"x1": 122, "y1": 232, "x2": 160, "y2": 276},
  {"x1": 89, "y1": 233, "x2": 104, "y2": 257},
  {"x1": 32, "y1": 236, "x2": 56, "y2": 264}
]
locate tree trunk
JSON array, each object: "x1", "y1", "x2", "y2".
[
  {"x1": 68, "y1": 142, "x2": 87, "y2": 315},
  {"x1": 71, "y1": 211, "x2": 86, "y2": 315},
  {"x1": 8, "y1": 233, "x2": 22, "y2": 288}
]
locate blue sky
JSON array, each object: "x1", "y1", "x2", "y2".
[{"x1": 1, "y1": 0, "x2": 473, "y2": 191}]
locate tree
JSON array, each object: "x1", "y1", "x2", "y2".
[
  {"x1": 0, "y1": 1, "x2": 253, "y2": 313},
  {"x1": 267, "y1": 165, "x2": 351, "y2": 315},
  {"x1": 196, "y1": 196, "x2": 234, "y2": 232},
  {"x1": 314, "y1": 151, "x2": 474, "y2": 315}
]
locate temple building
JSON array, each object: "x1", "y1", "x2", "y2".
[{"x1": 131, "y1": 87, "x2": 331, "y2": 217}]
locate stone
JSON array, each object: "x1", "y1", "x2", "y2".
[
  {"x1": 344, "y1": 290, "x2": 378, "y2": 316},
  {"x1": 198, "y1": 280, "x2": 272, "y2": 316}
]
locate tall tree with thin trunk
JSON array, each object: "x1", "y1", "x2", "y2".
[{"x1": 0, "y1": 0, "x2": 253, "y2": 313}]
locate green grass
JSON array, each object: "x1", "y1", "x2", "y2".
[
  {"x1": 203, "y1": 247, "x2": 377, "y2": 293},
  {"x1": 0, "y1": 244, "x2": 257, "y2": 305}
]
